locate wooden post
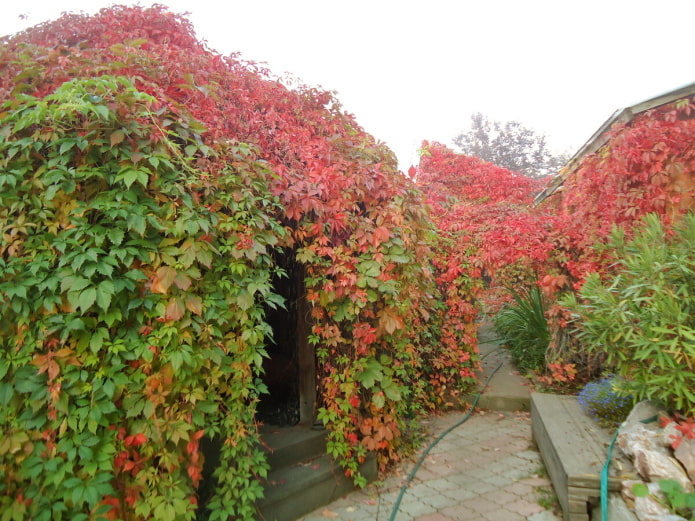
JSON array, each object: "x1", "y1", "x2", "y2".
[{"x1": 295, "y1": 266, "x2": 315, "y2": 425}]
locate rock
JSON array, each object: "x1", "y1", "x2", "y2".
[
  {"x1": 674, "y1": 436, "x2": 695, "y2": 483},
  {"x1": 608, "y1": 493, "x2": 639, "y2": 521},
  {"x1": 633, "y1": 448, "x2": 693, "y2": 492},
  {"x1": 618, "y1": 403, "x2": 694, "y2": 520},
  {"x1": 621, "y1": 402, "x2": 667, "y2": 431},
  {"x1": 619, "y1": 423, "x2": 670, "y2": 458},
  {"x1": 618, "y1": 402, "x2": 669, "y2": 458}
]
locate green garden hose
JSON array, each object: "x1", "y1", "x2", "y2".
[
  {"x1": 600, "y1": 415, "x2": 658, "y2": 521},
  {"x1": 600, "y1": 429, "x2": 619, "y2": 521},
  {"x1": 387, "y1": 352, "x2": 505, "y2": 521}
]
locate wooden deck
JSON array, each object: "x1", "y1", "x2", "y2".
[{"x1": 531, "y1": 393, "x2": 637, "y2": 521}]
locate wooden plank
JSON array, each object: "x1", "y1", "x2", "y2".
[
  {"x1": 532, "y1": 394, "x2": 572, "y2": 520},
  {"x1": 531, "y1": 393, "x2": 636, "y2": 521},
  {"x1": 295, "y1": 265, "x2": 315, "y2": 426},
  {"x1": 533, "y1": 393, "x2": 608, "y2": 472},
  {"x1": 569, "y1": 475, "x2": 623, "y2": 491}
]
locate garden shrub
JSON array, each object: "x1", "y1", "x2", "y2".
[
  {"x1": 563, "y1": 212, "x2": 695, "y2": 416},
  {"x1": 494, "y1": 285, "x2": 550, "y2": 372}
]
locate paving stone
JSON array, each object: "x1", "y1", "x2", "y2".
[
  {"x1": 297, "y1": 356, "x2": 561, "y2": 521},
  {"x1": 481, "y1": 489, "x2": 519, "y2": 508},
  {"x1": 398, "y1": 498, "x2": 438, "y2": 518},
  {"x1": 505, "y1": 498, "x2": 547, "y2": 517},
  {"x1": 465, "y1": 480, "x2": 498, "y2": 496},
  {"x1": 407, "y1": 482, "x2": 436, "y2": 498},
  {"x1": 482, "y1": 507, "x2": 527, "y2": 521},
  {"x1": 440, "y1": 504, "x2": 487, "y2": 521},
  {"x1": 481, "y1": 472, "x2": 516, "y2": 488},
  {"x1": 506, "y1": 480, "x2": 537, "y2": 497},
  {"x1": 423, "y1": 477, "x2": 465, "y2": 493},
  {"x1": 516, "y1": 449, "x2": 544, "y2": 462},
  {"x1": 413, "y1": 513, "x2": 456, "y2": 521},
  {"x1": 424, "y1": 493, "x2": 461, "y2": 510},
  {"x1": 461, "y1": 496, "x2": 499, "y2": 514},
  {"x1": 490, "y1": 466, "x2": 538, "y2": 483},
  {"x1": 441, "y1": 485, "x2": 477, "y2": 500},
  {"x1": 527, "y1": 511, "x2": 563, "y2": 521}
]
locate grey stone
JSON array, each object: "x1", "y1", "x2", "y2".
[
  {"x1": 618, "y1": 401, "x2": 669, "y2": 458},
  {"x1": 633, "y1": 481, "x2": 674, "y2": 521},
  {"x1": 608, "y1": 493, "x2": 639, "y2": 521},
  {"x1": 621, "y1": 402, "x2": 667, "y2": 432},
  {"x1": 633, "y1": 448, "x2": 693, "y2": 492},
  {"x1": 673, "y1": 437, "x2": 695, "y2": 482},
  {"x1": 622, "y1": 480, "x2": 689, "y2": 521}
]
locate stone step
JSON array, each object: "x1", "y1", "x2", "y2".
[
  {"x1": 257, "y1": 452, "x2": 377, "y2": 521},
  {"x1": 463, "y1": 323, "x2": 531, "y2": 412},
  {"x1": 260, "y1": 424, "x2": 327, "y2": 469}
]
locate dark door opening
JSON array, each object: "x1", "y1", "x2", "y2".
[{"x1": 256, "y1": 251, "x2": 315, "y2": 427}]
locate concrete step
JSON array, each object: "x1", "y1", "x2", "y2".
[
  {"x1": 256, "y1": 424, "x2": 377, "y2": 521},
  {"x1": 257, "y1": 452, "x2": 377, "y2": 521},
  {"x1": 463, "y1": 321, "x2": 531, "y2": 412},
  {"x1": 260, "y1": 424, "x2": 327, "y2": 469}
]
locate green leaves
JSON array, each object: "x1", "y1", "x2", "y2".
[
  {"x1": 494, "y1": 285, "x2": 550, "y2": 372},
  {"x1": 356, "y1": 355, "x2": 405, "y2": 407},
  {"x1": 632, "y1": 479, "x2": 695, "y2": 518},
  {"x1": 115, "y1": 167, "x2": 149, "y2": 189},
  {"x1": 564, "y1": 213, "x2": 695, "y2": 415},
  {"x1": 0, "y1": 4, "x2": 488, "y2": 515},
  {"x1": 0, "y1": 74, "x2": 286, "y2": 520}
]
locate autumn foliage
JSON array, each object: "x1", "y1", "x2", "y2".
[
  {"x1": 0, "y1": 5, "x2": 479, "y2": 520},
  {"x1": 3, "y1": 5, "x2": 693, "y2": 519},
  {"x1": 416, "y1": 94, "x2": 695, "y2": 382},
  {"x1": 415, "y1": 142, "x2": 556, "y2": 305},
  {"x1": 546, "y1": 97, "x2": 695, "y2": 286}
]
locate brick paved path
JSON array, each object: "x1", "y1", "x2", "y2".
[{"x1": 298, "y1": 410, "x2": 562, "y2": 521}]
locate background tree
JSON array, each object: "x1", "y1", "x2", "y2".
[{"x1": 453, "y1": 112, "x2": 568, "y2": 178}]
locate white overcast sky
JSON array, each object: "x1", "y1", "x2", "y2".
[{"x1": 1, "y1": 0, "x2": 693, "y2": 170}]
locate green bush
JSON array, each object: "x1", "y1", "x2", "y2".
[
  {"x1": 494, "y1": 285, "x2": 550, "y2": 372},
  {"x1": 563, "y1": 213, "x2": 695, "y2": 416}
]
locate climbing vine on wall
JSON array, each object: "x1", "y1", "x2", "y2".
[
  {"x1": 0, "y1": 6, "x2": 481, "y2": 519},
  {"x1": 0, "y1": 76, "x2": 286, "y2": 520},
  {"x1": 415, "y1": 142, "x2": 559, "y2": 310},
  {"x1": 416, "y1": 96, "x2": 695, "y2": 385}
]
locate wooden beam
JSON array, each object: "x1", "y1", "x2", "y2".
[{"x1": 295, "y1": 265, "x2": 315, "y2": 425}]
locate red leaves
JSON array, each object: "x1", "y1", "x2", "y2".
[
  {"x1": 165, "y1": 297, "x2": 186, "y2": 321},
  {"x1": 418, "y1": 99, "x2": 695, "y2": 312},
  {"x1": 660, "y1": 414, "x2": 695, "y2": 450},
  {"x1": 0, "y1": 4, "x2": 486, "y2": 493},
  {"x1": 150, "y1": 267, "x2": 177, "y2": 294},
  {"x1": 124, "y1": 433, "x2": 147, "y2": 447},
  {"x1": 186, "y1": 430, "x2": 205, "y2": 486},
  {"x1": 32, "y1": 347, "x2": 81, "y2": 382},
  {"x1": 371, "y1": 226, "x2": 390, "y2": 247},
  {"x1": 359, "y1": 415, "x2": 398, "y2": 451},
  {"x1": 115, "y1": 432, "x2": 148, "y2": 478},
  {"x1": 416, "y1": 142, "x2": 557, "y2": 312}
]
